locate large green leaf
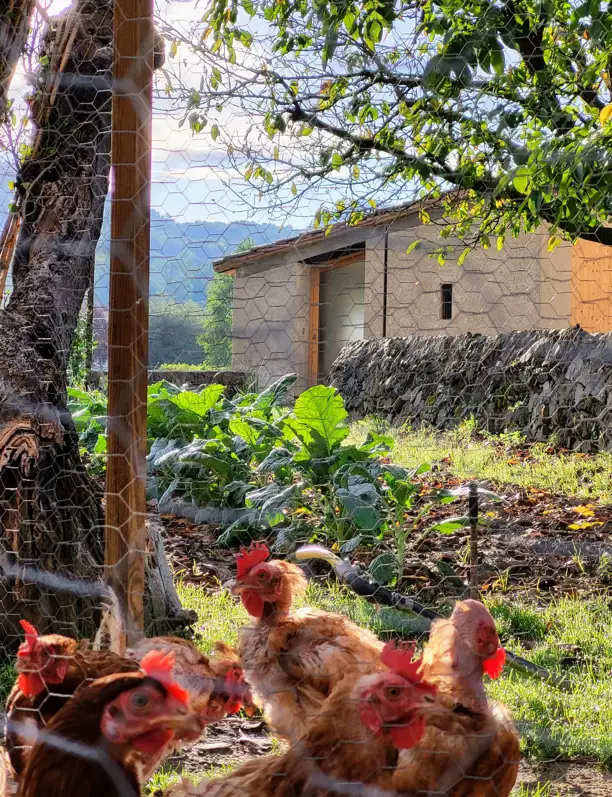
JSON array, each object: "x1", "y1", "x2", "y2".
[
  {"x1": 168, "y1": 384, "x2": 225, "y2": 417},
  {"x1": 229, "y1": 418, "x2": 260, "y2": 447},
  {"x1": 336, "y1": 486, "x2": 382, "y2": 532},
  {"x1": 290, "y1": 385, "x2": 349, "y2": 456},
  {"x1": 369, "y1": 553, "x2": 397, "y2": 586},
  {"x1": 251, "y1": 373, "x2": 298, "y2": 410},
  {"x1": 257, "y1": 447, "x2": 294, "y2": 473},
  {"x1": 245, "y1": 483, "x2": 284, "y2": 509}
]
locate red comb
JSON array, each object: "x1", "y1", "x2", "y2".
[
  {"x1": 140, "y1": 650, "x2": 190, "y2": 705},
  {"x1": 19, "y1": 620, "x2": 39, "y2": 653},
  {"x1": 236, "y1": 541, "x2": 270, "y2": 578},
  {"x1": 380, "y1": 641, "x2": 423, "y2": 684}
]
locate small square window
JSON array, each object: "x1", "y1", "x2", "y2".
[{"x1": 441, "y1": 283, "x2": 453, "y2": 320}]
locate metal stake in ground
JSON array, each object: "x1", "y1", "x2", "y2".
[{"x1": 469, "y1": 481, "x2": 479, "y2": 600}]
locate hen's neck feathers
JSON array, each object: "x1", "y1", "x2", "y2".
[{"x1": 420, "y1": 618, "x2": 489, "y2": 713}]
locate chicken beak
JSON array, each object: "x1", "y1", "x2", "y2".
[
  {"x1": 146, "y1": 710, "x2": 201, "y2": 734},
  {"x1": 227, "y1": 579, "x2": 244, "y2": 596}
]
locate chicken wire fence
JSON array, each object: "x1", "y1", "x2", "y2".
[{"x1": 0, "y1": 0, "x2": 611, "y2": 795}]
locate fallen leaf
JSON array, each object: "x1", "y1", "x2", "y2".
[{"x1": 573, "y1": 505, "x2": 596, "y2": 517}]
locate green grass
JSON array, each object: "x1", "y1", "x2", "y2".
[
  {"x1": 179, "y1": 581, "x2": 612, "y2": 768},
  {"x1": 512, "y1": 783, "x2": 561, "y2": 797},
  {"x1": 487, "y1": 596, "x2": 612, "y2": 766},
  {"x1": 349, "y1": 419, "x2": 612, "y2": 501},
  {"x1": 146, "y1": 763, "x2": 239, "y2": 795},
  {"x1": 0, "y1": 660, "x2": 16, "y2": 703}
]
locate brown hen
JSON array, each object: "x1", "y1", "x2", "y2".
[
  {"x1": 393, "y1": 599, "x2": 520, "y2": 797},
  {"x1": 5, "y1": 620, "x2": 140, "y2": 777},
  {"x1": 230, "y1": 541, "x2": 384, "y2": 743},
  {"x1": 127, "y1": 636, "x2": 253, "y2": 748},
  {"x1": 15, "y1": 649, "x2": 198, "y2": 797}
]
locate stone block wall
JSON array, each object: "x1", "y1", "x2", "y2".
[
  {"x1": 231, "y1": 262, "x2": 311, "y2": 392},
  {"x1": 329, "y1": 327, "x2": 612, "y2": 450}
]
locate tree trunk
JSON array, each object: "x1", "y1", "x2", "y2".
[
  {"x1": 0, "y1": 0, "x2": 35, "y2": 123},
  {"x1": 0, "y1": 0, "x2": 192, "y2": 655}
]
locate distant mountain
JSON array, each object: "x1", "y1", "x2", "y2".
[
  {"x1": 0, "y1": 189, "x2": 300, "y2": 305},
  {"x1": 95, "y1": 208, "x2": 300, "y2": 305}
]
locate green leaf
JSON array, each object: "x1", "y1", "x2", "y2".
[
  {"x1": 489, "y1": 39, "x2": 505, "y2": 74},
  {"x1": 229, "y1": 418, "x2": 260, "y2": 446},
  {"x1": 513, "y1": 167, "x2": 531, "y2": 194},
  {"x1": 291, "y1": 385, "x2": 349, "y2": 456},
  {"x1": 245, "y1": 483, "x2": 283, "y2": 509},
  {"x1": 261, "y1": 482, "x2": 302, "y2": 520},
  {"x1": 322, "y1": 28, "x2": 338, "y2": 67},
  {"x1": 257, "y1": 447, "x2": 294, "y2": 473},
  {"x1": 405, "y1": 239, "x2": 421, "y2": 255},
  {"x1": 340, "y1": 535, "x2": 362, "y2": 555},
  {"x1": 168, "y1": 384, "x2": 225, "y2": 417},
  {"x1": 222, "y1": 480, "x2": 251, "y2": 507},
  {"x1": 331, "y1": 152, "x2": 343, "y2": 169},
  {"x1": 389, "y1": 480, "x2": 418, "y2": 507},
  {"x1": 252, "y1": 373, "x2": 298, "y2": 410},
  {"x1": 211, "y1": 123, "x2": 220, "y2": 141},
  {"x1": 427, "y1": 516, "x2": 470, "y2": 534},
  {"x1": 337, "y1": 487, "x2": 382, "y2": 532},
  {"x1": 369, "y1": 553, "x2": 397, "y2": 585},
  {"x1": 457, "y1": 248, "x2": 469, "y2": 266}
]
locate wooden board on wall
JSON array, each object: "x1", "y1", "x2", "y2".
[
  {"x1": 571, "y1": 239, "x2": 612, "y2": 332},
  {"x1": 308, "y1": 268, "x2": 320, "y2": 386}
]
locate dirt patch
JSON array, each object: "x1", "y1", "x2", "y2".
[
  {"x1": 158, "y1": 481, "x2": 612, "y2": 606},
  {"x1": 516, "y1": 760, "x2": 612, "y2": 796},
  {"x1": 160, "y1": 714, "x2": 282, "y2": 777},
  {"x1": 159, "y1": 516, "x2": 235, "y2": 590}
]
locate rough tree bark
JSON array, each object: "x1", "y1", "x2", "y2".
[{"x1": 0, "y1": 0, "x2": 194, "y2": 654}]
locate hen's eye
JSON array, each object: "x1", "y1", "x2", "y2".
[
  {"x1": 385, "y1": 685, "x2": 402, "y2": 700},
  {"x1": 257, "y1": 571, "x2": 268, "y2": 581},
  {"x1": 131, "y1": 692, "x2": 151, "y2": 710}
]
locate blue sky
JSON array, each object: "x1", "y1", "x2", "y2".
[{"x1": 0, "y1": 0, "x2": 316, "y2": 230}]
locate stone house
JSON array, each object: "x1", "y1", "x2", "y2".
[{"x1": 213, "y1": 198, "x2": 605, "y2": 391}]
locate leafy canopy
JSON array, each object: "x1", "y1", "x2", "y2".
[{"x1": 172, "y1": 0, "x2": 612, "y2": 253}]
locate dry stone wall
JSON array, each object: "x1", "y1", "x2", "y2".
[{"x1": 329, "y1": 327, "x2": 612, "y2": 451}]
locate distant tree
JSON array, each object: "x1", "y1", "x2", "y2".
[
  {"x1": 149, "y1": 297, "x2": 207, "y2": 366},
  {"x1": 197, "y1": 239, "x2": 250, "y2": 368}
]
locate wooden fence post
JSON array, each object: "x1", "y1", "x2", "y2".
[{"x1": 105, "y1": 0, "x2": 154, "y2": 647}]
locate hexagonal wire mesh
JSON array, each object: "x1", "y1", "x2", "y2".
[{"x1": 0, "y1": 0, "x2": 610, "y2": 795}]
